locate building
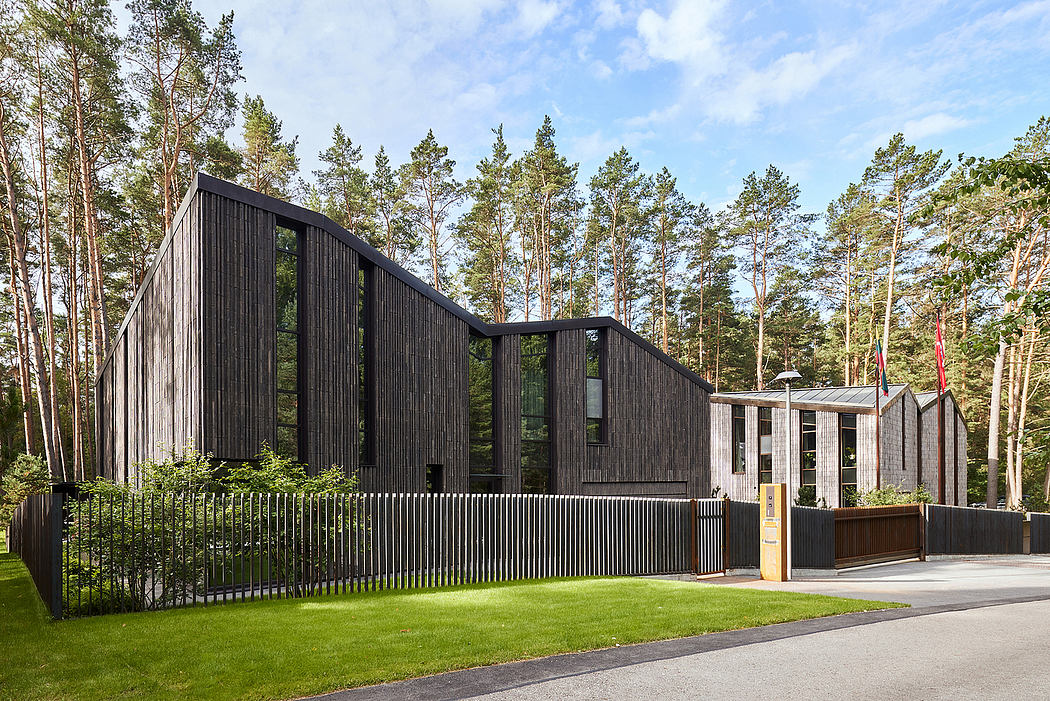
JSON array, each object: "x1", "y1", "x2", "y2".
[
  {"x1": 95, "y1": 173, "x2": 713, "y2": 497},
  {"x1": 710, "y1": 384, "x2": 967, "y2": 506}
]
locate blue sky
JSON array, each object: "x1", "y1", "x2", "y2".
[{"x1": 165, "y1": 0, "x2": 1050, "y2": 221}]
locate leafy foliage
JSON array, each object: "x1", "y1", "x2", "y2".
[
  {"x1": 857, "y1": 484, "x2": 934, "y2": 506},
  {"x1": 0, "y1": 453, "x2": 50, "y2": 524}
]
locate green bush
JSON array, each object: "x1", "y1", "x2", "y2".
[
  {"x1": 857, "y1": 483, "x2": 933, "y2": 506},
  {"x1": 1, "y1": 453, "x2": 51, "y2": 525},
  {"x1": 795, "y1": 485, "x2": 828, "y2": 508},
  {"x1": 62, "y1": 444, "x2": 361, "y2": 615}
]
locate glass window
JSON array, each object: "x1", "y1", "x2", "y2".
[
  {"x1": 274, "y1": 225, "x2": 299, "y2": 461},
  {"x1": 758, "y1": 407, "x2": 773, "y2": 484},
  {"x1": 801, "y1": 410, "x2": 817, "y2": 487},
  {"x1": 469, "y1": 335, "x2": 498, "y2": 492},
  {"x1": 840, "y1": 413, "x2": 858, "y2": 506},
  {"x1": 731, "y1": 405, "x2": 746, "y2": 474},
  {"x1": 521, "y1": 334, "x2": 551, "y2": 494},
  {"x1": 426, "y1": 465, "x2": 443, "y2": 494},
  {"x1": 358, "y1": 265, "x2": 373, "y2": 467},
  {"x1": 585, "y1": 329, "x2": 605, "y2": 444}
]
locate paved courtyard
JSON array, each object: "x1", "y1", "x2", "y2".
[{"x1": 318, "y1": 557, "x2": 1050, "y2": 701}]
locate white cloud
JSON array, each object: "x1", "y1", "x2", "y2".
[
  {"x1": 901, "y1": 113, "x2": 974, "y2": 141},
  {"x1": 622, "y1": 0, "x2": 853, "y2": 124},
  {"x1": 706, "y1": 44, "x2": 856, "y2": 123},
  {"x1": 516, "y1": 0, "x2": 561, "y2": 37},
  {"x1": 594, "y1": 0, "x2": 625, "y2": 29}
]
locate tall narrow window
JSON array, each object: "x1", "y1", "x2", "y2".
[
  {"x1": 731, "y1": 405, "x2": 745, "y2": 474},
  {"x1": 801, "y1": 410, "x2": 817, "y2": 487},
  {"x1": 585, "y1": 329, "x2": 605, "y2": 444},
  {"x1": 357, "y1": 264, "x2": 373, "y2": 467},
  {"x1": 758, "y1": 407, "x2": 773, "y2": 483},
  {"x1": 840, "y1": 413, "x2": 858, "y2": 506},
  {"x1": 469, "y1": 336, "x2": 498, "y2": 493},
  {"x1": 275, "y1": 224, "x2": 300, "y2": 461},
  {"x1": 521, "y1": 334, "x2": 551, "y2": 494}
]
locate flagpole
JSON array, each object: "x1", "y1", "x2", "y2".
[
  {"x1": 875, "y1": 379, "x2": 881, "y2": 489},
  {"x1": 937, "y1": 311, "x2": 945, "y2": 505}
]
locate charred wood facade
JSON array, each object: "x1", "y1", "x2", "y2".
[{"x1": 97, "y1": 174, "x2": 712, "y2": 496}]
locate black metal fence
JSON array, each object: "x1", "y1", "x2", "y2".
[
  {"x1": 926, "y1": 504, "x2": 1023, "y2": 555},
  {"x1": 5, "y1": 493, "x2": 63, "y2": 617},
  {"x1": 725, "y1": 502, "x2": 833, "y2": 569},
  {"x1": 44, "y1": 492, "x2": 725, "y2": 618},
  {"x1": 1031, "y1": 513, "x2": 1050, "y2": 554}
]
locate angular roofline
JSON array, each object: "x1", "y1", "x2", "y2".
[
  {"x1": 711, "y1": 383, "x2": 910, "y2": 415},
  {"x1": 98, "y1": 173, "x2": 714, "y2": 393}
]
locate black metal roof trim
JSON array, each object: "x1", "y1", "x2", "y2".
[{"x1": 96, "y1": 173, "x2": 715, "y2": 394}]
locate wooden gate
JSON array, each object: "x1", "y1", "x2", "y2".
[{"x1": 834, "y1": 504, "x2": 923, "y2": 568}]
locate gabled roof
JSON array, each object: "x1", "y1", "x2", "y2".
[
  {"x1": 915, "y1": 388, "x2": 966, "y2": 427},
  {"x1": 712, "y1": 384, "x2": 909, "y2": 414},
  {"x1": 100, "y1": 173, "x2": 714, "y2": 393}
]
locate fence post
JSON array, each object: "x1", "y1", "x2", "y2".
[
  {"x1": 919, "y1": 502, "x2": 926, "y2": 562},
  {"x1": 49, "y1": 493, "x2": 63, "y2": 619},
  {"x1": 722, "y1": 495, "x2": 730, "y2": 573},
  {"x1": 690, "y1": 499, "x2": 698, "y2": 575}
]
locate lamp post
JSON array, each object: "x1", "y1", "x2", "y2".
[{"x1": 773, "y1": 369, "x2": 802, "y2": 580}]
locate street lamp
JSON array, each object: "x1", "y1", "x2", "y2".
[{"x1": 773, "y1": 369, "x2": 802, "y2": 580}]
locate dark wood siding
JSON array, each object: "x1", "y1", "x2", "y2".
[
  {"x1": 366, "y1": 266, "x2": 469, "y2": 493},
  {"x1": 301, "y1": 224, "x2": 357, "y2": 474},
  {"x1": 201, "y1": 192, "x2": 275, "y2": 462},
  {"x1": 580, "y1": 327, "x2": 708, "y2": 498},
  {"x1": 98, "y1": 174, "x2": 712, "y2": 499},
  {"x1": 495, "y1": 333, "x2": 521, "y2": 492},
  {"x1": 96, "y1": 190, "x2": 203, "y2": 482}
]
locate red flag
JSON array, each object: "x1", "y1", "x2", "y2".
[
  {"x1": 874, "y1": 341, "x2": 889, "y2": 396},
  {"x1": 935, "y1": 312, "x2": 947, "y2": 392}
]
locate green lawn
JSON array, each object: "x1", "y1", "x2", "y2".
[{"x1": 0, "y1": 552, "x2": 903, "y2": 701}]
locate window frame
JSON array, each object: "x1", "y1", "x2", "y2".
[
  {"x1": 758, "y1": 406, "x2": 773, "y2": 484},
  {"x1": 585, "y1": 328, "x2": 607, "y2": 445},
  {"x1": 731, "y1": 404, "x2": 746, "y2": 475},
  {"x1": 274, "y1": 221, "x2": 302, "y2": 462},
  {"x1": 840, "y1": 412, "x2": 858, "y2": 506},
  {"x1": 468, "y1": 335, "x2": 500, "y2": 493},
  {"x1": 521, "y1": 333, "x2": 553, "y2": 494},
  {"x1": 801, "y1": 410, "x2": 817, "y2": 488}
]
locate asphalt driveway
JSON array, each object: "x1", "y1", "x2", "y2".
[{"x1": 315, "y1": 557, "x2": 1050, "y2": 700}]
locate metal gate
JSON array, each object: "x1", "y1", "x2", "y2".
[
  {"x1": 692, "y1": 498, "x2": 726, "y2": 575},
  {"x1": 834, "y1": 504, "x2": 923, "y2": 568}
]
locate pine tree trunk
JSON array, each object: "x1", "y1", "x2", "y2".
[
  {"x1": 0, "y1": 108, "x2": 60, "y2": 478},
  {"x1": 986, "y1": 337, "x2": 1006, "y2": 508}
]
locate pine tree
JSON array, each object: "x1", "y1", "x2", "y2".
[
  {"x1": 369, "y1": 145, "x2": 416, "y2": 266},
  {"x1": 457, "y1": 126, "x2": 516, "y2": 322},
  {"x1": 238, "y1": 94, "x2": 299, "y2": 200},
  {"x1": 725, "y1": 165, "x2": 814, "y2": 389},
  {"x1": 648, "y1": 166, "x2": 693, "y2": 352},
  {"x1": 314, "y1": 123, "x2": 372, "y2": 238},
  {"x1": 401, "y1": 129, "x2": 461, "y2": 293}
]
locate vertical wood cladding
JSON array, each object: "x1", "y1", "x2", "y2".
[
  {"x1": 579, "y1": 328, "x2": 708, "y2": 498},
  {"x1": 201, "y1": 192, "x2": 275, "y2": 462},
  {"x1": 301, "y1": 224, "x2": 357, "y2": 474},
  {"x1": 368, "y1": 266, "x2": 469, "y2": 493},
  {"x1": 495, "y1": 334, "x2": 521, "y2": 492},
  {"x1": 96, "y1": 191, "x2": 203, "y2": 482},
  {"x1": 552, "y1": 329, "x2": 585, "y2": 494}
]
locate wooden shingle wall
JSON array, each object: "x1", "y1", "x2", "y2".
[{"x1": 816, "y1": 410, "x2": 838, "y2": 507}]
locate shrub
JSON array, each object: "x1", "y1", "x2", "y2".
[
  {"x1": 795, "y1": 485, "x2": 828, "y2": 508},
  {"x1": 62, "y1": 444, "x2": 360, "y2": 615},
  {"x1": 1, "y1": 453, "x2": 51, "y2": 525},
  {"x1": 857, "y1": 483, "x2": 933, "y2": 506}
]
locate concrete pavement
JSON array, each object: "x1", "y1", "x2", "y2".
[{"x1": 314, "y1": 557, "x2": 1050, "y2": 700}]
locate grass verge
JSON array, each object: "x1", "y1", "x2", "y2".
[{"x1": 0, "y1": 552, "x2": 903, "y2": 700}]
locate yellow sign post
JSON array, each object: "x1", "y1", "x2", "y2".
[{"x1": 760, "y1": 483, "x2": 788, "y2": 581}]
